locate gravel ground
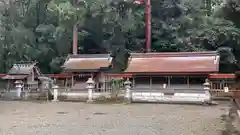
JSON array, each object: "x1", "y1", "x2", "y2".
[{"x1": 0, "y1": 101, "x2": 236, "y2": 135}]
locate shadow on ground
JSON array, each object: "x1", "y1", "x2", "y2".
[{"x1": 221, "y1": 101, "x2": 240, "y2": 135}]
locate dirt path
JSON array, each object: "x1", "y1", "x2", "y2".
[{"x1": 0, "y1": 101, "x2": 237, "y2": 135}]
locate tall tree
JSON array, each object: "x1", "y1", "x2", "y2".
[{"x1": 0, "y1": 0, "x2": 239, "y2": 73}]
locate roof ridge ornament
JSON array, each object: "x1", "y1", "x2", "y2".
[
  {"x1": 214, "y1": 55, "x2": 219, "y2": 64},
  {"x1": 108, "y1": 54, "x2": 112, "y2": 63}
]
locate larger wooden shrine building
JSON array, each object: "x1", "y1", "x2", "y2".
[
  {"x1": 62, "y1": 51, "x2": 222, "y2": 90},
  {"x1": 125, "y1": 52, "x2": 219, "y2": 89}
]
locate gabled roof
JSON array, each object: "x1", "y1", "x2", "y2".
[
  {"x1": 125, "y1": 51, "x2": 220, "y2": 74},
  {"x1": 2, "y1": 62, "x2": 39, "y2": 80},
  {"x1": 8, "y1": 62, "x2": 38, "y2": 75},
  {"x1": 62, "y1": 54, "x2": 112, "y2": 72}
]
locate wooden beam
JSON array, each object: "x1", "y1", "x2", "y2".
[{"x1": 208, "y1": 74, "x2": 235, "y2": 79}]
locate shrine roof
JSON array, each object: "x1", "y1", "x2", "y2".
[
  {"x1": 62, "y1": 54, "x2": 111, "y2": 72},
  {"x1": 125, "y1": 51, "x2": 220, "y2": 74}
]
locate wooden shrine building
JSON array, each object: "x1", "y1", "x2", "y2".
[
  {"x1": 62, "y1": 54, "x2": 112, "y2": 90},
  {"x1": 122, "y1": 51, "x2": 220, "y2": 90},
  {"x1": 62, "y1": 51, "x2": 222, "y2": 91},
  {"x1": 2, "y1": 62, "x2": 42, "y2": 90}
]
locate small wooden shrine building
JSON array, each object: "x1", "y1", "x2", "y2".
[
  {"x1": 2, "y1": 62, "x2": 42, "y2": 90},
  {"x1": 62, "y1": 54, "x2": 112, "y2": 89}
]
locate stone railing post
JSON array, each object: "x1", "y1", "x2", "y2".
[
  {"x1": 14, "y1": 80, "x2": 23, "y2": 99},
  {"x1": 52, "y1": 85, "x2": 59, "y2": 101},
  {"x1": 124, "y1": 78, "x2": 132, "y2": 103},
  {"x1": 86, "y1": 78, "x2": 95, "y2": 103}
]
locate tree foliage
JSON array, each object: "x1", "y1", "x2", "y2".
[{"x1": 0, "y1": 0, "x2": 239, "y2": 73}]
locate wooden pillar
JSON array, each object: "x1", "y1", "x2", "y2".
[
  {"x1": 150, "y1": 76, "x2": 152, "y2": 89},
  {"x1": 65, "y1": 78, "x2": 68, "y2": 87},
  {"x1": 168, "y1": 76, "x2": 170, "y2": 88},
  {"x1": 133, "y1": 77, "x2": 135, "y2": 88},
  {"x1": 210, "y1": 81, "x2": 213, "y2": 89},
  {"x1": 7, "y1": 80, "x2": 10, "y2": 91},
  {"x1": 71, "y1": 75, "x2": 74, "y2": 88},
  {"x1": 103, "y1": 75, "x2": 106, "y2": 92}
]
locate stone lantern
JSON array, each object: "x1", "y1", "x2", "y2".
[
  {"x1": 203, "y1": 79, "x2": 211, "y2": 102},
  {"x1": 124, "y1": 78, "x2": 132, "y2": 103},
  {"x1": 86, "y1": 78, "x2": 95, "y2": 103},
  {"x1": 203, "y1": 79, "x2": 210, "y2": 90},
  {"x1": 14, "y1": 80, "x2": 23, "y2": 98},
  {"x1": 52, "y1": 85, "x2": 59, "y2": 101}
]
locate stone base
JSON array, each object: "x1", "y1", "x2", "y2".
[
  {"x1": 209, "y1": 101, "x2": 218, "y2": 105},
  {"x1": 131, "y1": 91, "x2": 211, "y2": 104},
  {"x1": 52, "y1": 99, "x2": 59, "y2": 102},
  {"x1": 86, "y1": 99, "x2": 94, "y2": 103},
  {"x1": 237, "y1": 110, "x2": 240, "y2": 119},
  {"x1": 124, "y1": 97, "x2": 132, "y2": 104}
]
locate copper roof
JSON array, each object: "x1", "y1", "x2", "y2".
[
  {"x1": 125, "y1": 51, "x2": 220, "y2": 74},
  {"x1": 62, "y1": 54, "x2": 111, "y2": 72}
]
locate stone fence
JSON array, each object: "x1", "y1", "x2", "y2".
[
  {"x1": 51, "y1": 78, "x2": 213, "y2": 104},
  {"x1": 0, "y1": 78, "x2": 215, "y2": 105}
]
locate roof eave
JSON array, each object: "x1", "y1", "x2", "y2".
[
  {"x1": 63, "y1": 69, "x2": 101, "y2": 73},
  {"x1": 130, "y1": 51, "x2": 219, "y2": 58},
  {"x1": 124, "y1": 71, "x2": 218, "y2": 75}
]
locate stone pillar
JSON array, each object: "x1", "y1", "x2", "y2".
[
  {"x1": 52, "y1": 85, "x2": 59, "y2": 101},
  {"x1": 14, "y1": 80, "x2": 23, "y2": 99},
  {"x1": 124, "y1": 78, "x2": 132, "y2": 103},
  {"x1": 86, "y1": 78, "x2": 95, "y2": 103}
]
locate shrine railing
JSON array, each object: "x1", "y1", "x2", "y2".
[{"x1": 209, "y1": 89, "x2": 240, "y2": 99}]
